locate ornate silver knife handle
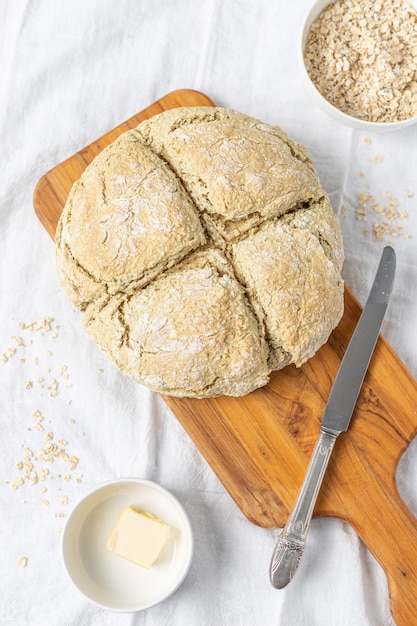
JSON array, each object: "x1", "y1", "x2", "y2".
[{"x1": 270, "y1": 430, "x2": 337, "y2": 589}]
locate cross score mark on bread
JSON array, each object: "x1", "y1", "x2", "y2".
[{"x1": 56, "y1": 107, "x2": 344, "y2": 398}]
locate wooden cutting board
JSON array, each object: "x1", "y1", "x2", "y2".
[{"x1": 34, "y1": 89, "x2": 417, "y2": 625}]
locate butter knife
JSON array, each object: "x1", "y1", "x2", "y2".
[{"x1": 270, "y1": 245, "x2": 396, "y2": 589}]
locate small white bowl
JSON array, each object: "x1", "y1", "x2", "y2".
[
  {"x1": 61, "y1": 478, "x2": 194, "y2": 612},
  {"x1": 300, "y1": 0, "x2": 417, "y2": 132}
]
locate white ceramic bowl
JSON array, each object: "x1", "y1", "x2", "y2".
[
  {"x1": 300, "y1": 0, "x2": 417, "y2": 132},
  {"x1": 61, "y1": 478, "x2": 194, "y2": 612}
]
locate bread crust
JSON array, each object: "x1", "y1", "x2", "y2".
[
  {"x1": 83, "y1": 249, "x2": 270, "y2": 397},
  {"x1": 56, "y1": 131, "x2": 205, "y2": 309},
  {"x1": 56, "y1": 106, "x2": 344, "y2": 397},
  {"x1": 136, "y1": 107, "x2": 323, "y2": 241}
]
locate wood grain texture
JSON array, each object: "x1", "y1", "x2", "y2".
[{"x1": 33, "y1": 89, "x2": 417, "y2": 625}]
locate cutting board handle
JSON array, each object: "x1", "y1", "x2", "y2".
[{"x1": 347, "y1": 474, "x2": 417, "y2": 626}]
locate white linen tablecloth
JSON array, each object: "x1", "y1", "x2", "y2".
[{"x1": 1, "y1": 1, "x2": 417, "y2": 624}]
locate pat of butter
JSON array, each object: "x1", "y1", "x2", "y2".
[{"x1": 106, "y1": 505, "x2": 170, "y2": 569}]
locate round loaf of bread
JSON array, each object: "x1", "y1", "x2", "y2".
[{"x1": 56, "y1": 106, "x2": 344, "y2": 398}]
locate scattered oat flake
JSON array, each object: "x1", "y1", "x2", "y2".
[
  {"x1": 38, "y1": 468, "x2": 49, "y2": 481},
  {"x1": 352, "y1": 180, "x2": 413, "y2": 242},
  {"x1": 58, "y1": 365, "x2": 69, "y2": 379},
  {"x1": 2, "y1": 347, "x2": 17, "y2": 362},
  {"x1": 9, "y1": 414, "x2": 82, "y2": 505},
  {"x1": 363, "y1": 137, "x2": 372, "y2": 144},
  {"x1": 374, "y1": 154, "x2": 384, "y2": 163},
  {"x1": 17, "y1": 557, "x2": 27, "y2": 568},
  {"x1": 356, "y1": 205, "x2": 367, "y2": 222},
  {"x1": 5, "y1": 319, "x2": 85, "y2": 520},
  {"x1": 48, "y1": 379, "x2": 59, "y2": 397},
  {"x1": 19, "y1": 317, "x2": 54, "y2": 332}
]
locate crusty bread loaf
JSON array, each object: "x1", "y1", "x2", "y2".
[{"x1": 56, "y1": 106, "x2": 344, "y2": 398}]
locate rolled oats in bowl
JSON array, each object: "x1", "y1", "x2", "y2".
[{"x1": 302, "y1": 0, "x2": 417, "y2": 128}]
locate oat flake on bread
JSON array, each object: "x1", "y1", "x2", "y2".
[{"x1": 56, "y1": 107, "x2": 344, "y2": 398}]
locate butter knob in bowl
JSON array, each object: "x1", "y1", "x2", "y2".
[{"x1": 106, "y1": 505, "x2": 170, "y2": 569}]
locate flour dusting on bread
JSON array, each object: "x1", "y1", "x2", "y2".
[{"x1": 56, "y1": 107, "x2": 344, "y2": 398}]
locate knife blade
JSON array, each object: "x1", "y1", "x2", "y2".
[{"x1": 269, "y1": 245, "x2": 396, "y2": 590}]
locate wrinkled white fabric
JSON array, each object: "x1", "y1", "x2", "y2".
[{"x1": 1, "y1": 1, "x2": 416, "y2": 625}]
